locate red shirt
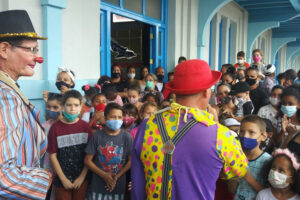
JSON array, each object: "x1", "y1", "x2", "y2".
[
  {"x1": 48, "y1": 119, "x2": 92, "y2": 154},
  {"x1": 234, "y1": 62, "x2": 250, "y2": 69}
]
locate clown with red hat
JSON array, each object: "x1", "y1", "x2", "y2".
[
  {"x1": 0, "y1": 10, "x2": 51, "y2": 199},
  {"x1": 131, "y1": 59, "x2": 248, "y2": 199}
]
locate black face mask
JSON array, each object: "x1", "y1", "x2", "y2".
[
  {"x1": 112, "y1": 72, "x2": 121, "y2": 79},
  {"x1": 56, "y1": 81, "x2": 73, "y2": 91},
  {"x1": 219, "y1": 96, "x2": 232, "y2": 104},
  {"x1": 237, "y1": 74, "x2": 244, "y2": 80},
  {"x1": 246, "y1": 78, "x2": 257, "y2": 86},
  {"x1": 157, "y1": 74, "x2": 164, "y2": 82}
]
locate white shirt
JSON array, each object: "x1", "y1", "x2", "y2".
[
  {"x1": 156, "y1": 82, "x2": 164, "y2": 92},
  {"x1": 257, "y1": 104, "x2": 278, "y2": 128},
  {"x1": 256, "y1": 188, "x2": 300, "y2": 200}
]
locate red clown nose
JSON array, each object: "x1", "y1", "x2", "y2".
[{"x1": 34, "y1": 57, "x2": 44, "y2": 64}]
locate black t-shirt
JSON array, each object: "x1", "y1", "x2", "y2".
[
  {"x1": 288, "y1": 133, "x2": 300, "y2": 157},
  {"x1": 243, "y1": 101, "x2": 254, "y2": 116},
  {"x1": 112, "y1": 80, "x2": 126, "y2": 92},
  {"x1": 85, "y1": 129, "x2": 133, "y2": 194},
  {"x1": 250, "y1": 86, "x2": 269, "y2": 114}
]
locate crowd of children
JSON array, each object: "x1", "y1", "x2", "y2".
[{"x1": 42, "y1": 51, "x2": 300, "y2": 200}]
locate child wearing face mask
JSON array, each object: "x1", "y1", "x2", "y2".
[
  {"x1": 256, "y1": 148, "x2": 300, "y2": 200},
  {"x1": 122, "y1": 103, "x2": 138, "y2": 132},
  {"x1": 43, "y1": 67, "x2": 76, "y2": 102},
  {"x1": 275, "y1": 86, "x2": 300, "y2": 156},
  {"x1": 234, "y1": 51, "x2": 250, "y2": 70},
  {"x1": 258, "y1": 85, "x2": 284, "y2": 128},
  {"x1": 84, "y1": 103, "x2": 133, "y2": 200},
  {"x1": 42, "y1": 93, "x2": 63, "y2": 200},
  {"x1": 82, "y1": 93, "x2": 107, "y2": 133},
  {"x1": 230, "y1": 81, "x2": 254, "y2": 121},
  {"x1": 102, "y1": 83, "x2": 123, "y2": 106},
  {"x1": 127, "y1": 84, "x2": 142, "y2": 111},
  {"x1": 81, "y1": 84, "x2": 101, "y2": 113},
  {"x1": 251, "y1": 49, "x2": 265, "y2": 74},
  {"x1": 229, "y1": 115, "x2": 271, "y2": 200},
  {"x1": 48, "y1": 90, "x2": 92, "y2": 200}
]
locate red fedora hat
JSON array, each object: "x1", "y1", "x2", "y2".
[{"x1": 165, "y1": 59, "x2": 221, "y2": 95}]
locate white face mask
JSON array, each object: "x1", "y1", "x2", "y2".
[
  {"x1": 128, "y1": 98, "x2": 138, "y2": 104},
  {"x1": 268, "y1": 169, "x2": 290, "y2": 189},
  {"x1": 128, "y1": 73, "x2": 135, "y2": 79},
  {"x1": 234, "y1": 97, "x2": 245, "y2": 106},
  {"x1": 269, "y1": 97, "x2": 280, "y2": 106},
  {"x1": 238, "y1": 59, "x2": 244, "y2": 64}
]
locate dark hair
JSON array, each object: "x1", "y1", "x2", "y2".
[
  {"x1": 217, "y1": 82, "x2": 231, "y2": 91},
  {"x1": 140, "y1": 66, "x2": 149, "y2": 80},
  {"x1": 277, "y1": 73, "x2": 286, "y2": 81},
  {"x1": 123, "y1": 103, "x2": 138, "y2": 117},
  {"x1": 142, "y1": 92, "x2": 161, "y2": 106},
  {"x1": 222, "y1": 72, "x2": 236, "y2": 81},
  {"x1": 221, "y1": 64, "x2": 235, "y2": 74},
  {"x1": 297, "y1": 70, "x2": 300, "y2": 79},
  {"x1": 237, "y1": 51, "x2": 245, "y2": 58},
  {"x1": 104, "y1": 102, "x2": 123, "y2": 117},
  {"x1": 285, "y1": 69, "x2": 297, "y2": 81},
  {"x1": 127, "y1": 66, "x2": 135, "y2": 73},
  {"x1": 81, "y1": 84, "x2": 100, "y2": 97},
  {"x1": 178, "y1": 56, "x2": 186, "y2": 63},
  {"x1": 140, "y1": 101, "x2": 157, "y2": 115},
  {"x1": 271, "y1": 85, "x2": 284, "y2": 93},
  {"x1": 128, "y1": 83, "x2": 141, "y2": 93},
  {"x1": 62, "y1": 90, "x2": 82, "y2": 105},
  {"x1": 263, "y1": 154, "x2": 300, "y2": 194},
  {"x1": 281, "y1": 86, "x2": 300, "y2": 103},
  {"x1": 167, "y1": 72, "x2": 174, "y2": 77},
  {"x1": 247, "y1": 66, "x2": 259, "y2": 73},
  {"x1": 47, "y1": 92, "x2": 63, "y2": 104},
  {"x1": 91, "y1": 93, "x2": 106, "y2": 103},
  {"x1": 241, "y1": 115, "x2": 266, "y2": 132},
  {"x1": 102, "y1": 84, "x2": 118, "y2": 100}
]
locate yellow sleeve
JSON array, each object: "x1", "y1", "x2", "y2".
[{"x1": 216, "y1": 124, "x2": 248, "y2": 180}]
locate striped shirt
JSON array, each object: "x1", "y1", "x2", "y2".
[{"x1": 0, "y1": 76, "x2": 50, "y2": 200}]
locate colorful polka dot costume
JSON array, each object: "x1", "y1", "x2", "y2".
[{"x1": 140, "y1": 103, "x2": 248, "y2": 199}]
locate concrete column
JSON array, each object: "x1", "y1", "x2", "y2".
[
  {"x1": 221, "y1": 17, "x2": 230, "y2": 65},
  {"x1": 210, "y1": 14, "x2": 221, "y2": 70}
]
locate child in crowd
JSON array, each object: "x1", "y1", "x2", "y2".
[
  {"x1": 237, "y1": 68, "x2": 246, "y2": 82},
  {"x1": 262, "y1": 64, "x2": 276, "y2": 96},
  {"x1": 256, "y1": 149, "x2": 300, "y2": 200},
  {"x1": 251, "y1": 49, "x2": 265, "y2": 74},
  {"x1": 122, "y1": 103, "x2": 138, "y2": 132},
  {"x1": 220, "y1": 64, "x2": 235, "y2": 75},
  {"x1": 258, "y1": 85, "x2": 283, "y2": 129},
  {"x1": 131, "y1": 102, "x2": 158, "y2": 139},
  {"x1": 43, "y1": 67, "x2": 76, "y2": 102},
  {"x1": 42, "y1": 93, "x2": 63, "y2": 200},
  {"x1": 48, "y1": 90, "x2": 92, "y2": 200},
  {"x1": 234, "y1": 51, "x2": 249, "y2": 70},
  {"x1": 222, "y1": 72, "x2": 236, "y2": 86},
  {"x1": 142, "y1": 92, "x2": 161, "y2": 106},
  {"x1": 276, "y1": 86, "x2": 300, "y2": 152},
  {"x1": 81, "y1": 83, "x2": 101, "y2": 113},
  {"x1": 102, "y1": 83, "x2": 123, "y2": 106},
  {"x1": 260, "y1": 118, "x2": 275, "y2": 154},
  {"x1": 230, "y1": 81, "x2": 254, "y2": 121},
  {"x1": 82, "y1": 93, "x2": 107, "y2": 133},
  {"x1": 127, "y1": 84, "x2": 142, "y2": 111},
  {"x1": 84, "y1": 103, "x2": 133, "y2": 200},
  {"x1": 277, "y1": 73, "x2": 286, "y2": 86},
  {"x1": 229, "y1": 115, "x2": 271, "y2": 200},
  {"x1": 167, "y1": 72, "x2": 174, "y2": 82},
  {"x1": 223, "y1": 118, "x2": 240, "y2": 136}
]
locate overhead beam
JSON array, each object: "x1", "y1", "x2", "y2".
[{"x1": 290, "y1": 0, "x2": 300, "y2": 11}]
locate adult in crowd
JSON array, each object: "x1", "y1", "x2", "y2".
[
  {"x1": 143, "y1": 73, "x2": 164, "y2": 102},
  {"x1": 139, "y1": 66, "x2": 149, "y2": 92},
  {"x1": 155, "y1": 66, "x2": 165, "y2": 92},
  {"x1": 111, "y1": 64, "x2": 126, "y2": 97},
  {"x1": 124, "y1": 66, "x2": 139, "y2": 92},
  {"x1": 246, "y1": 67, "x2": 269, "y2": 114},
  {"x1": 131, "y1": 59, "x2": 248, "y2": 199},
  {"x1": 0, "y1": 10, "x2": 51, "y2": 199},
  {"x1": 250, "y1": 49, "x2": 265, "y2": 74}
]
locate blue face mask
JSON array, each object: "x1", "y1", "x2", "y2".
[
  {"x1": 62, "y1": 111, "x2": 79, "y2": 122},
  {"x1": 146, "y1": 81, "x2": 154, "y2": 89},
  {"x1": 106, "y1": 120, "x2": 123, "y2": 131},
  {"x1": 281, "y1": 105, "x2": 297, "y2": 118},
  {"x1": 239, "y1": 137, "x2": 258, "y2": 151},
  {"x1": 56, "y1": 81, "x2": 73, "y2": 91},
  {"x1": 46, "y1": 109, "x2": 60, "y2": 119}
]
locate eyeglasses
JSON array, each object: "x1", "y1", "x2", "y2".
[{"x1": 12, "y1": 45, "x2": 39, "y2": 54}]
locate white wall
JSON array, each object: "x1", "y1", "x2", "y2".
[
  {"x1": 209, "y1": 2, "x2": 248, "y2": 70},
  {"x1": 278, "y1": 45, "x2": 287, "y2": 73},
  {"x1": 62, "y1": 0, "x2": 100, "y2": 80},
  {"x1": 167, "y1": 0, "x2": 199, "y2": 72},
  {"x1": 0, "y1": 0, "x2": 44, "y2": 80}
]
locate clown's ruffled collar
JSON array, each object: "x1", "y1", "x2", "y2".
[{"x1": 156, "y1": 102, "x2": 217, "y2": 127}]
